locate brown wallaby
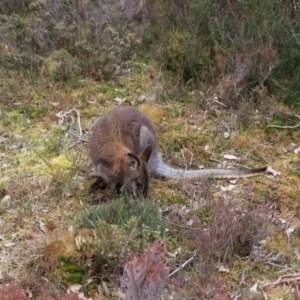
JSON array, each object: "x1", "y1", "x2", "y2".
[{"x1": 89, "y1": 106, "x2": 268, "y2": 198}]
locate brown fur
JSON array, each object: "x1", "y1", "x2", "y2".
[
  {"x1": 89, "y1": 106, "x2": 268, "y2": 198},
  {"x1": 89, "y1": 106, "x2": 155, "y2": 198}
]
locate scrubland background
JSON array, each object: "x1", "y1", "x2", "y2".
[{"x1": 0, "y1": 0, "x2": 300, "y2": 299}]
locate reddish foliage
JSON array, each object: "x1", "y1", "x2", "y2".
[
  {"x1": 0, "y1": 283, "x2": 30, "y2": 300},
  {"x1": 54, "y1": 293, "x2": 81, "y2": 300},
  {"x1": 0, "y1": 282, "x2": 81, "y2": 300},
  {"x1": 121, "y1": 242, "x2": 169, "y2": 300}
]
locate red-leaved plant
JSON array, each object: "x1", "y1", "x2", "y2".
[{"x1": 121, "y1": 242, "x2": 169, "y2": 300}]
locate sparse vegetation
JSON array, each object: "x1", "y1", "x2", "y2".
[
  {"x1": 0, "y1": 0, "x2": 300, "y2": 299},
  {"x1": 143, "y1": 0, "x2": 300, "y2": 109}
]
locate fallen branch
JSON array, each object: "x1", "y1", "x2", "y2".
[
  {"x1": 56, "y1": 108, "x2": 83, "y2": 137},
  {"x1": 262, "y1": 272, "x2": 300, "y2": 290},
  {"x1": 169, "y1": 251, "x2": 196, "y2": 277},
  {"x1": 267, "y1": 114, "x2": 300, "y2": 129}
]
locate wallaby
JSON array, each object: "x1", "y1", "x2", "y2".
[{"x1": 89, "y1": 106, "x2": 268, "y2": 198}]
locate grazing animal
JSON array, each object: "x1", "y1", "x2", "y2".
[{"x1": 89, "y1": 106, "x2": 268, "y2": 198}]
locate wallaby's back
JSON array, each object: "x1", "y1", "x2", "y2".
[{"x1": 90, "y1": 106, "x2": 158, "y2": 161}]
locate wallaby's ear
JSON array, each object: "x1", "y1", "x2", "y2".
[
  {"x1": 140, "y1": 144, "x2": 152, "y2": 162},
  {"x1": 127, "y1": 153, "x2": 141, "y2": 169}
]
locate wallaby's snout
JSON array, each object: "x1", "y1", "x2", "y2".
[
  {"x1": 120, "y1": 168, "x2": 149, "y2": 198},
  {"x1": 120, "y1": 145, "x2": 152, "y2": 198}
]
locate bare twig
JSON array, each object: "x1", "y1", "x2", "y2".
[
  {"x1": 27, "y1": 143, "x2": 52, "y2": 167},
  {"x1": 294, "y1": 283, "x2": 300, "y2": 299},
  {"x1": 180, "y1": 148, "x2": 194, "y2": 169},
  {"x1": 261, "y1": 288, "x2": 268, "y2": 300},
  {"x1": 209, "y1": 158, "x2": 223, "y2": 164},
  {"x1": 212, "y1": 97, "x2": 226, "y2": 107},
  {"x1": 262, "y1": 272, "x2": 300, "y2": 290},
  {"x1": 68, "y1": 138, "x2": 89, "y2": 150},
  {"x1": 56, "y1": 108, "x2": 83, "y2": 137},
  {"x1": 267, "y1": 114, "x2": 300, "y2": 129},
  {"x1": 260, "y1": 61, "x2": 278, "y2": 86},
  {"x1": 169, "y1": 251, "x2": 196, "y2": 277},
  {"x1": 232, "y1": 266, "x2": 251, "y2": 300}
]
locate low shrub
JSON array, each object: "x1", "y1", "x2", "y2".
[
  {"x1": 166, "y1": 196, "x2": 270, "y2": 298},
  {"x1": 80, "y1": 197, "x2": 164, "y2": 275},
  {"x1": 43, "y1": 49, "x2": 74, "y2": 81}
]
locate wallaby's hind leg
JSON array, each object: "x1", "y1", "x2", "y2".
[{"x1": 89, "y1": 175, "x2": 107, "y2": 194}]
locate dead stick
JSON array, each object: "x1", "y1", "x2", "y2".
[
  {"x1": 169, "y1": 251, "x2": 196, "y2": 277},
  {"x1": 28, "y1": 143, "x2": 52, "y2": 167},
  {"x1": 262, "y1": 272, "x2": 300, "y2": 290},
  {"x1": 267, "y1": 115, "x2": 300, "y2": 129}
]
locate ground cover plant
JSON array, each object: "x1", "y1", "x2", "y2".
[{"x1": 1, "y1": 0, "x2": 300, "y2": 299}]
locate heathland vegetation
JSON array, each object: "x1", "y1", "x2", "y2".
[{"x1": 0, "y1": 0, "x2": 300, "y2": 299}]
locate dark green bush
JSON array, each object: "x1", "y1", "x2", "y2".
[
  {"x1": 80, "y1": 197, "x2": 164, "y2": 272},
  {"x1": 43, "y1": 49, "x2": 74, "y2": 81},
  {"x1": 82, "y1": 197, "x2": 164, "y2": 235},
  {"x1": 0, "y1": 0, "x2": 33, "y2": 15}
]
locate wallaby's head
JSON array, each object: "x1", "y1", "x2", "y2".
[{"x1": 120, "y1": 144, "x2": 152, "y2": 198}]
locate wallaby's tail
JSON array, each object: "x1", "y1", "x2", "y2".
[{"x1": 151, "y1": 159, "x2": 268, "y2": 179}]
